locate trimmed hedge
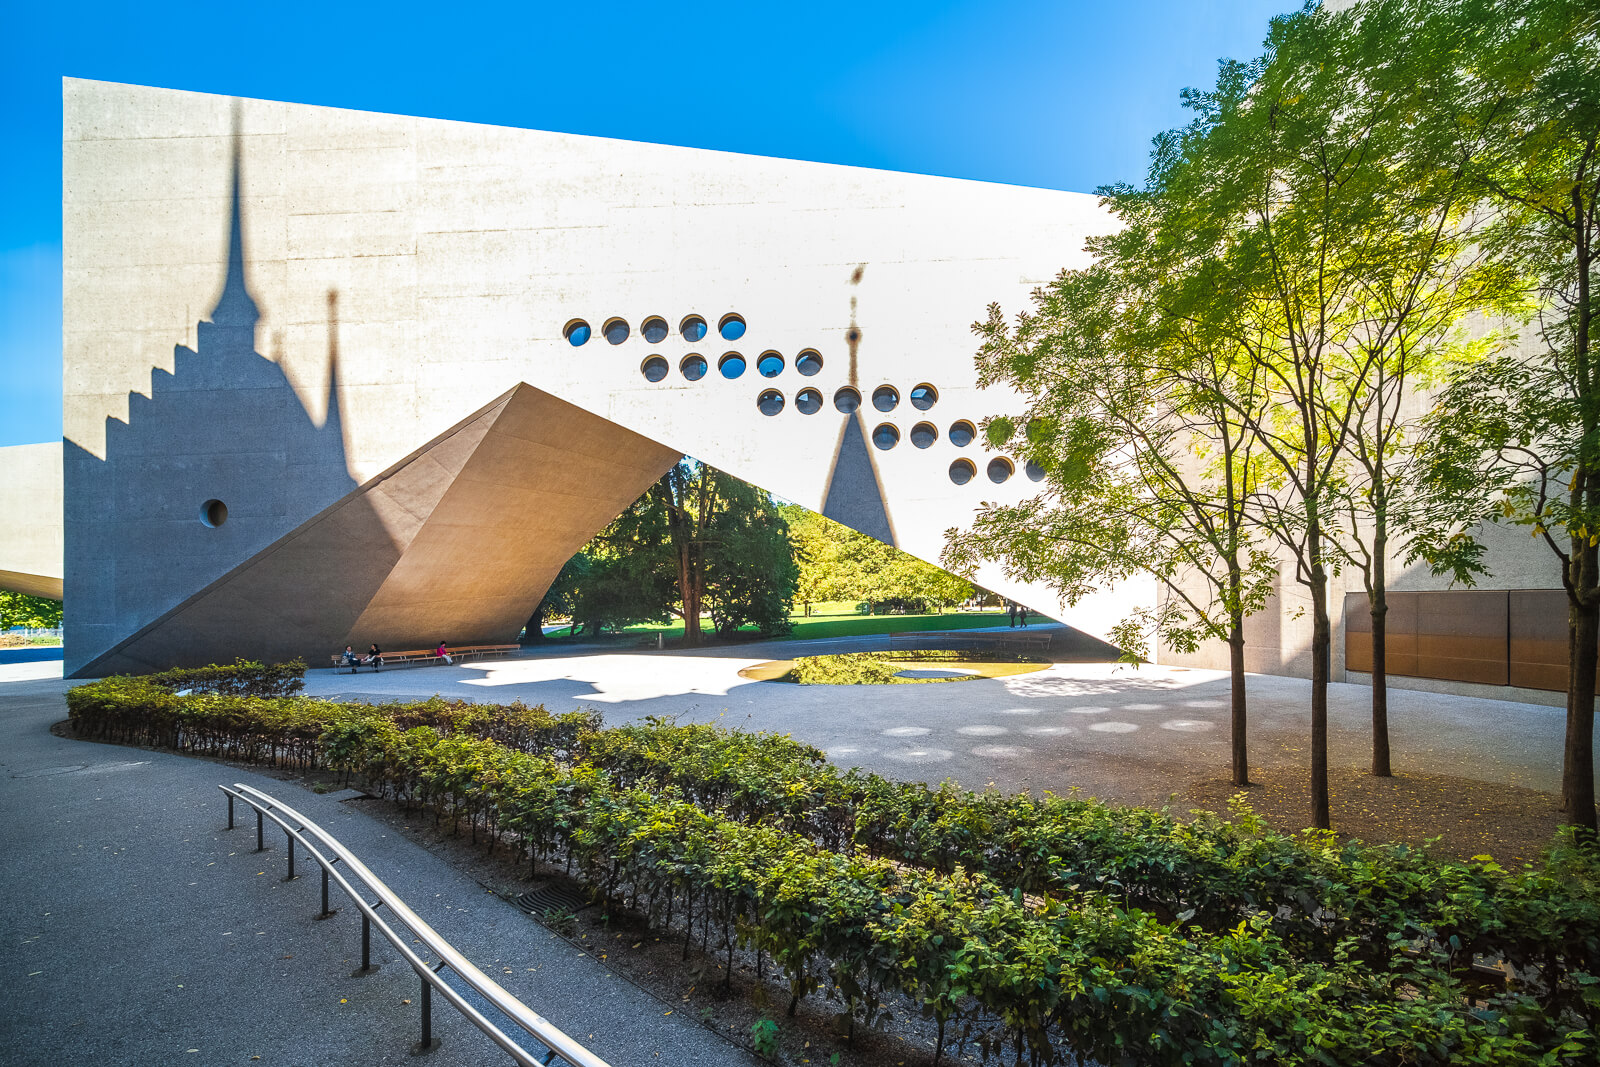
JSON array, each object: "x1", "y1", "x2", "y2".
[{"x1": 64, "y1": 674, "x2": 1599, "y2": 1064}]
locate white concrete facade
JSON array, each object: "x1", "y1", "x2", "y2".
[{"x1": 61, "y1": 78, "x2": 1149, "y2": 674}]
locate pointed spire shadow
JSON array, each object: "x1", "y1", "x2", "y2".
[{"x1": 821, "y1": 413, "x2": 895, "y2": 547}]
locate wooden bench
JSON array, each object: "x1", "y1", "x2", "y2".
[{"x1": 329, "y1": 644, "x2": 520, "y2": 673}]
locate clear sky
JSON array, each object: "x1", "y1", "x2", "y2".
[{"x1": 0, "y1": 0, "x2": 1292, "y2": 448}]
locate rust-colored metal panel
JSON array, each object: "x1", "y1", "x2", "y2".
[
  {"x1": 1343, "y1": 591, "x2": 1420, "y2": 676},
  {"x1": 1509, "y1": 589, "x2": 1583, "y2": 692},
  {"x1": 1414, "y1": 589, "x2": 1508, "y2": 685}
]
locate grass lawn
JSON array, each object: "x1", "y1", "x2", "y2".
[{"x1": 541, "y1": 608, "x2": 1018, "y2": 643}]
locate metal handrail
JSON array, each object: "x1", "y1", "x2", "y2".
[{"x1": 219, "y1": 783, "x2": 611, "y2": 1067}]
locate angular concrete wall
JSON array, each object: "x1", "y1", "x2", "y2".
[{"x1": 63, "y1": 78, "x2": 1150, "y2": 674}]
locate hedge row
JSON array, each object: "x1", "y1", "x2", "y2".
[
  {"x1": 64, "y1": 670, "x2": 1600, "y2": 1062},
  {"x1": 583, "y1": 722, "x2": 1600, "y2": 1020}
]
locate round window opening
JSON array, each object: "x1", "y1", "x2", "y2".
[
  {"x1": 563, "y1": 320, "x2": 591, "y2": 346},
  {"x1": 872, "y1": 423, "x2": 900, "y2": 450},
  {"x1": 796, "y1": 350, "x2": 823, "y2": 376},
  {"x1": 681, "y1": 315, "x2": 708, "y2": 342},
  {"x1": 910, "y1": 384, "x2": 939, "y2": 410},
  {"x1": 949, "y1": 459, "x2": 976, "y2": 485},
  {"x1": 681, "y1": 354, "x2": 708, "y2": 381},
  {"x1": 795, "y1": 388, "x2": 823, "y2": 414},
  {"x1": 641, "y1": 356, "x2": 669, "y2": 382},
  {"x1": 834, "y1": 387, "x2": 861, "y2": 414},
  {"x1": 872, "y1": 385, "x2": 899, "y2": 412},
  {"x1": 719, "y1": 313, "x2": 747, "y2": 341},
  {"x1": 757, "y1": 351, "x2": 784, "y2": 378},
  {"x1": 757, "y1": 390, "x2": 785, "y2": 416},
  {"x1": 987, "y1": 458, "x2": 1015, "y2": 484},
  {"x1": 719, "y1": 352, "x2": 746, "y2": 379},
  {"x1": 200, "y1": 498, "x2": 229, "y2": 528},
  {"x1": 949, "y1": 420, "x2": 976, "y2": 447},
  {"x1": 641, "y1": 317, "x2": 670, "y2": 344},
  {"x1": 1025, "y1": 459, "x2": 1048, "y2": 482},
  {"x1": 603, "y1": 318, "x2": 630, "y2": 345},
  {"x1": 910, "y1": 422, "x2": 938, "y2": 449}
]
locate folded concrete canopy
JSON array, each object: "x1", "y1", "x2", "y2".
[{"x1": 62, "y1": 79, "x2": 1148, "y2": 677}]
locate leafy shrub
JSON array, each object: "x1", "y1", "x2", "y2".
[{"x1": 146, "y1": 658, "x2": 308, "y2": 698}]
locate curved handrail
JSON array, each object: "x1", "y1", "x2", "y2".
[{"x1": 220, "y1": 782, "x2": 611, "y2": 1067}]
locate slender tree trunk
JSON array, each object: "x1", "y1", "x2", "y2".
[
  {"x1": 1228, "y1": 612, "x2": 1250, "y2": 787},
  {"x1": 1565, "y1": 540, "x2": 1598, "y2": 834},
  {"x1": 1309, "y1": 524, "x2": 1332, "y2": 831},
  {"x1": 1370, "y1": 590, "x2": 1391, "y2": 776},
  {"x1": 521, "y1": 604, "x2": 547, "y2": 644}
]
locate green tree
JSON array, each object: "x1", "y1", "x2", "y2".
[
  {"x1": 521, "y1": 553, "x2": 591, "y2": 642},
  {"x1": 1413, "y1": 0, "x2": 1600, "y2": 831},
  {"x1": 0, "y1": 591, "x2": 62, "y2": 630},
  {"x1": 705, "y1": 484, "x2": 799, "y2": 637},
  {"x1": 785, "y1": 506, "x2": 973, "y2": 613}
]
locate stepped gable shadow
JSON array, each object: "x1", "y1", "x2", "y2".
[{"x1": 64, "y1": 107, "x2": 362, "y2": 675}]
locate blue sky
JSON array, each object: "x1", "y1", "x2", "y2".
[{"x1": 0, "y1": 0, "x2": 1291, "y2": 448}]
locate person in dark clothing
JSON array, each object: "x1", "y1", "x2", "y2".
[
  {"x1": 362, "y1": 643, "x2": 383, "y2": 671},
  {"x1": 1007, "y1": 601, "x2": 1018, "y2": 628}
]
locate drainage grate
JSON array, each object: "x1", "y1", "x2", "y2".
[{"x1": 516, "y1": 883, "x2": 591, "y2": 916}]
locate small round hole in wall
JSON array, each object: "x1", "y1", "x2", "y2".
[
  {"x1": 564, "y1": 319, "x2": 591, "y2": 346},
  {"x1": 834, "y1": 386, "x2": 861, "y2": 413},
  {"x1": 910, "y1": 383, "x2": 939, "y2": 410},
  {"x1": 757, "y1": 389, "x2": 785, "y2": 416},
  {"x1": 1025, "y1": 459, "x2": 1047, "y2": 482},
  {"x1": 872, "y1": 423, "x2": 900, "y2": 450},
  {"x1": 642, "y1": 316, "x2": 669, "y2": 343},
  {"x1": 795, "y1": 388, "x2": 822, "y2": 414},
  {"x1": 200, "y1": 499, "x2": 229, "y2": 528},
  {"x1": 796, "y1": 350, "x2": 823, "y2": 376},
  {"x1": 719, "y1": 352, "x2": 746, "y2": 379},
  {"x1": 602, "y1": 318, "x2": 630, "y2": 345},
  {"x1": 872, "y1": 385, "x2": 899, "y2": 412},
  {"x1": 757, "y1": 351, "x2": 784, "y2": 378},
  {"x1": 910, "y1": 422, "x2": 938, "y2": 449},
  {"x1": 949, "y1": 420, "x2": 975, "y2": 447},
  {"x1": 681, "y1": 315, "x2": 708, "y2": 342},
  {"x1": 949, "y1": 459, "x2": 976, "y2": 485},
  {"x1": 681, "y1": 354, "x2": 707, "y2": 381},
  {"x1": 719, "y1": 313, "x2": 746, "y2": 341},
  {"x1": 641, "y1": 356, "x2": 669, "y2": 382},
  {"x1": 987, "y1": 457, "x2": 1014, "y2": 484}
]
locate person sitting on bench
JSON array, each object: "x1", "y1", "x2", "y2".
[
  {"x1": 435, "y1": 641, "x2": 453, "y2": 665},
  {"x1": 340, "y1": 645, "x2": 359, "y2": 670},
  {"x1": 362, "y1": 643, "x2": 383, "y2": 670}
]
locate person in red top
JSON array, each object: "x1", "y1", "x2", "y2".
[{"x1": 435, "y1": 641, "x2": 452, "y2": 665}]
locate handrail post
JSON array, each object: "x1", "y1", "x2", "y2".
[
  {"x1": 414, "y1": 977, "x2": 439, "y2": 1053},
  {"x1": 284, "y1": 829, "x2": 295, "y2": 880},
  {"x1": 318, "y1": 865, "x2": 335, "y2": 918},
  {"x1": 226, "y1": 793, "x2": 234, "y2": 830},
  {"x1": 352, "y1": 913, "x2": 378, "y2": 976},
  {"x1": 255, "y1": 809, "x2": 265, "y2": 852}
]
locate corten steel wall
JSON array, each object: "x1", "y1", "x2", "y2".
[
  {"x1": 61, "y1": 79, "x2": 1154, "y2": 674},
  {"x1": 1343, "y1": 589, "x2": 1594, "y2": 694}
]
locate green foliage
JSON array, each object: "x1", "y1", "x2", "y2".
[
  {"x1": 68, "y1": 678, "x2": 1600, "y2": 1063},
  {"x1": 749, "y1": 1018, "x2": 780, "y2": 1058},
  {"x1": 0, "y1": 590, "x2": 62, "y2": 630},
  {"x1": 785, "y1": 506, "x2": 973, "y2": 612},
  {"x1": 776, "y1": 650, "x2": 1042, "y2": 686},
  {"x1": 146, "y1": 658, "x2": 307, "y2": 698}
]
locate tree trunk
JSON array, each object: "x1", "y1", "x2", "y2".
[
  {"x1": 1309, "y1": 554, "x2": 1332, "y2": 831},
  {"x1": 1565, "y1": 541, "x2": 1599, "y2": 834},
  {"x1": 1370, "y1": 590, "x2": 1392, "y2": 777},
  {"x1": 521, "y1": 603, "x2": 547, "y2": 645},
  {"x1": 1228, "y1": 614, "x2": 1250, "y2": 787}
]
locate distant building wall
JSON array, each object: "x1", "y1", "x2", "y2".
[{"x1": 0, "y1": 442, "x2": 64, "y2": 600}]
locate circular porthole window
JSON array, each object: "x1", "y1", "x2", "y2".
[
  {"x1": 872, "y1": 385, "x2": 899, "y2": 412},
  {"x1": 200, "y1": 498, "x2": 229, "y2": 528},
  {"x1": 681, "y1": 315, "x2": 708, "y2": 342},
  {"x1": 757, "y1": 351, "x2": 784, "y2": 378},
  {"x1": 564, "y1": 320, "x2": 591, "y2": 346},
  {"x1": 641, "y1": 356, "x2": 669, "y2": 382},
  {"x1": 642, "y1": 316, "x2": 669, "y2": 344},
  {"x1": 796, "y1": 350, "x2": 823, "y2": 376},
  {"x1": 987, "y1": 457, "x2": 1014, "y2": 484},
  {"x1": 603, "y1": 318, "x2": 630, "y2": 345},
  {"x1": 681, "y1": 354, "x2": 707, "y2": 381},
  {"x1": 833, "y1": 386, "x2": 861, "y2": 413},
  {"x1": 872, "y1": 424, "x2": 900, "y2": 450},
  {"x1": 757, "y1": 389, "x2": 785, "y2": 416},
  {"x1": 719, "y1": 352, "x2": 746, "y2": 379},
  {"x1": 910, "y1": 422, "x2": 938, "y2": 449},
  {"x1": 795, "y1": 388, "x2": 822, "y2": 414},
  {"x1": 1025, "y1": 459, "x2": 1047, "y2": 482},
  {"x1": 910, "y1": 383, "x2": 939, "y2": 410},
  {"x1": 949, "y1": 420, "x2": 976, "y2": 447},
  {"x1": 719, "y1": 313, "x2": 746, "y2": 341},
  {"x1": 949, "y1": 460, "x2": 976, "y2": 485}
]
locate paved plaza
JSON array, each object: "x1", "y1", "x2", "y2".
[{"x1": 1, "y1": 629, "x2": 1590, "y2": 1064}]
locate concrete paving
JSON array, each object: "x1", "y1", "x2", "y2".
[{"x1": 0, "y1": 659, "x2": 757, "y2": 1067}]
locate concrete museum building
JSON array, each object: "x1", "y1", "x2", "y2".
[{"x1": 16, "y1": 79, "x2": 1572, "y2": 698}]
